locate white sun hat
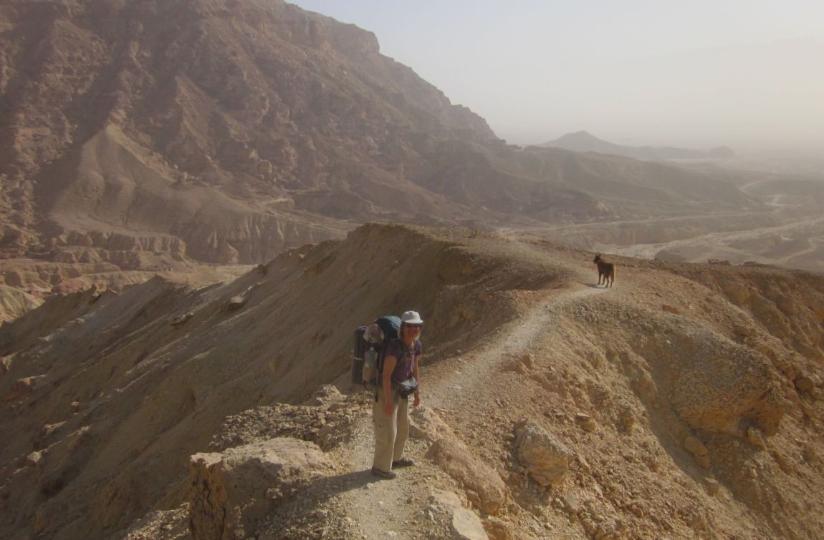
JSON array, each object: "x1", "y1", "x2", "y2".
[{"x1": 401, "y1": 310, "x2": 424, "y2": 325}]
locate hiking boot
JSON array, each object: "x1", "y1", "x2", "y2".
[
  {"x1": 391, "y1": 458, "x2": 415, "y2": 468},
  {"x1": 371, "y1": 467, "x2": 397, "y2": 479}
]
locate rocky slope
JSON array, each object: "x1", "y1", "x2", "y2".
[
  {"x1": 0, "y1": 285, "x2": 40, "y2": 323},
  {"x1": 0, "y1": 0, "x2": 767, "y2": 309},
  {"x1": 1, "y1": 224, "x2": 823, "y2": 539}
]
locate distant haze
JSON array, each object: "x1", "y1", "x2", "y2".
[{"x1": 291, "y1": 1, "x2": 824, "y2": 152}]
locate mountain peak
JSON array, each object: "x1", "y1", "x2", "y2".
[{"x1": 544, "y1": 131, "x2": 734, "y2": 161}]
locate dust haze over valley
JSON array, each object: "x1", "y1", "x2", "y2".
[{"x1": 1, "y1": 1, "x2": 824, "y2": 539}]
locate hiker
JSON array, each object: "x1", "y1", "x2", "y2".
[{"x1": 372, "y1": 310, "x2": 423, "y2": 479}]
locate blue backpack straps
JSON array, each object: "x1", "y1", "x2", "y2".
[
  {"x1": 373, "y1": 315, "x2": 401, "y2": 399},
  {"x1": 375, "y1": 316, "x2": 401, "y2": 341}
]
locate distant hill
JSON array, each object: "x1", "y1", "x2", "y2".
[{"x1": 543, "y1": 131, "x2": 735, "y2": 161}]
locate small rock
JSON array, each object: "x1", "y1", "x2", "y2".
[
  {"x1": 0, "y1": 356, "x2": 11, "y2": 376},
  {"x1": 483, "y1": 516, "x2": 514, "y2": 540},
  {"x1": 561, "y1": 493, "x2": 581, "y2": 515},
  {"x1": 227, "y1": 295, "x2": 248, "y2": 311},
  {"x1": 625, "y1": 500, "x2": 645, "y2": 517},
  {"x1": 25, "y1": 450, "x2": 43, "y2": 467},
  {"x1": 306, "y1": 384, "x2": 343, "y2": 406},
  {"x1": 521, "y1": 353, "x2": 535, "y2": 369},
  {"x1": 746, "y1": 426, "x2": 766, "y2": 449},
  {"x1": 71, "y1": 401, "x2": 81, "y2": 413},
  {"x1": 617, "y1": 410, "x2": 635, "y2": 434},
  {"x1": 684, "y1": 435, "x2": 711, "y2": 469},
  {"x1": 5, "y1": 375, "x2": 45, "y2": 402},
  {"x1": 575, "y1": 413, "x2": 596, "y2": 432},
  {"x1": 795, "y1": 375, "x2": 814, "y2": 394},
  {"x1": 704, "y1": 478, "x2": 720, "y2": 495},
  {"x1": 684, "y1": 435, "x2": 708, "y2": 457},
  {"x1": 171, "y1": 312, "x2": 194, "y2": 327},
  {"x1": 771, "y1": 451, "x2": 794, "y2": 474},
  {"x1": 802, "y1": 445, "x2": 819, "y2": 464},
  {"x1": 39, "y1": 421, "x2": 66, "y2": 442}
]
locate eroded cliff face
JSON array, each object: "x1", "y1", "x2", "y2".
[{"x1": 0, "y1": 0, "x2": 500, "y2": 267}]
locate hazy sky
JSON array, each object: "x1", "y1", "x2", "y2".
[{"x1": 290, "y1": 1, "x2": 824, "y2": 151}]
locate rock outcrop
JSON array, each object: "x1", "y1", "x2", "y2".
[
  {"x1": 427, "y1": 490, "x2": 489, "y2": 540},
  {"x1": 413, "y1": 407, "x2": 508, "y2": 514},
  {"x1": 188, "y1": 438, "x2": 334, "y2": 540},
  {"x1": 514, "y1": 420, "x2": 573, "y2": 488}
]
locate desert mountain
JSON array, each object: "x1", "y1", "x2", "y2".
[
  {"x1": 544, "y1": 131, "x2": 735, "y2": 161},
  {"x1": 1, "y1": 0, "x2": 764, "y2": 303},
  {"x1": 1, "y1": 224, "x2": 823, "y2": 539}
]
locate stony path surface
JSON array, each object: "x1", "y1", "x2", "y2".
[{"x1": 337, "y1": 281, "x2": 609, "y2": 539}]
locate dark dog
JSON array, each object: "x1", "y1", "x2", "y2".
[{"x1": 593, "y1": 254, "x2": 614, "y2": 287}]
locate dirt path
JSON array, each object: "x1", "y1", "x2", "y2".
[{"x1": 337, "y1": 281, "x2": 609, "y2": 539}]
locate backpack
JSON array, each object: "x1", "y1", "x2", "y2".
[{"x1": 351, "y1": 315, "x2": 401, "y2": 387}]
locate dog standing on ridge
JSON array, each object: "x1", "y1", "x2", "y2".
[{"x1": 593, "y1": 254, "x2": 615, "y2": 288}]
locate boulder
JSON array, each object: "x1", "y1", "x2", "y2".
[
  {"x1": 683, "y1": 435, "x2": 711, "y2": 469},
  {"x1": 428, "y1": 490, "x2": 489, "y2": 540},
  {"x1": 188, "y1": 437, "x2": 334, "y2": 540},
  {"x1": 664, "y1": 331, "x2": 784, "y2": 436},
  {"x1": 514, "y1": 421, "x2": 572, "y2": 487},
  {"x1": 574, "y1": 413, "x2": 596, "y2": 432},
  {"x1": 410, "y1": 406, "x2": 454, "y2": 441},
  {"x1": 414, "y1": 408, "x2": 506, "y2": 514},
  {"x1": 427, "y1": 438, "x2": 507, "y2": 515}
]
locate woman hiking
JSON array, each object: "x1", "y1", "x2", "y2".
[{"x1": 371, "y1": 310, "x2": 423, "y2": 479}]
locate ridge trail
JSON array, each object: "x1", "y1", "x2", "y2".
[{"x1": 337, "y1": 282, "x2": 608, "y2": 539}]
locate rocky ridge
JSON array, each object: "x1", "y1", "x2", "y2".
[{"x1": 1, "y1": 224, "x2": 823, "y2": 538}]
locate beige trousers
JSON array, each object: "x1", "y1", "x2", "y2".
[{"x1": 372, "y1": 387, "x2": 409, "y2": 472}]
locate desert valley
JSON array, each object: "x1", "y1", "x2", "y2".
[{"x1": 1, "y1": 1, "x2": 822, "y2": 539}]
